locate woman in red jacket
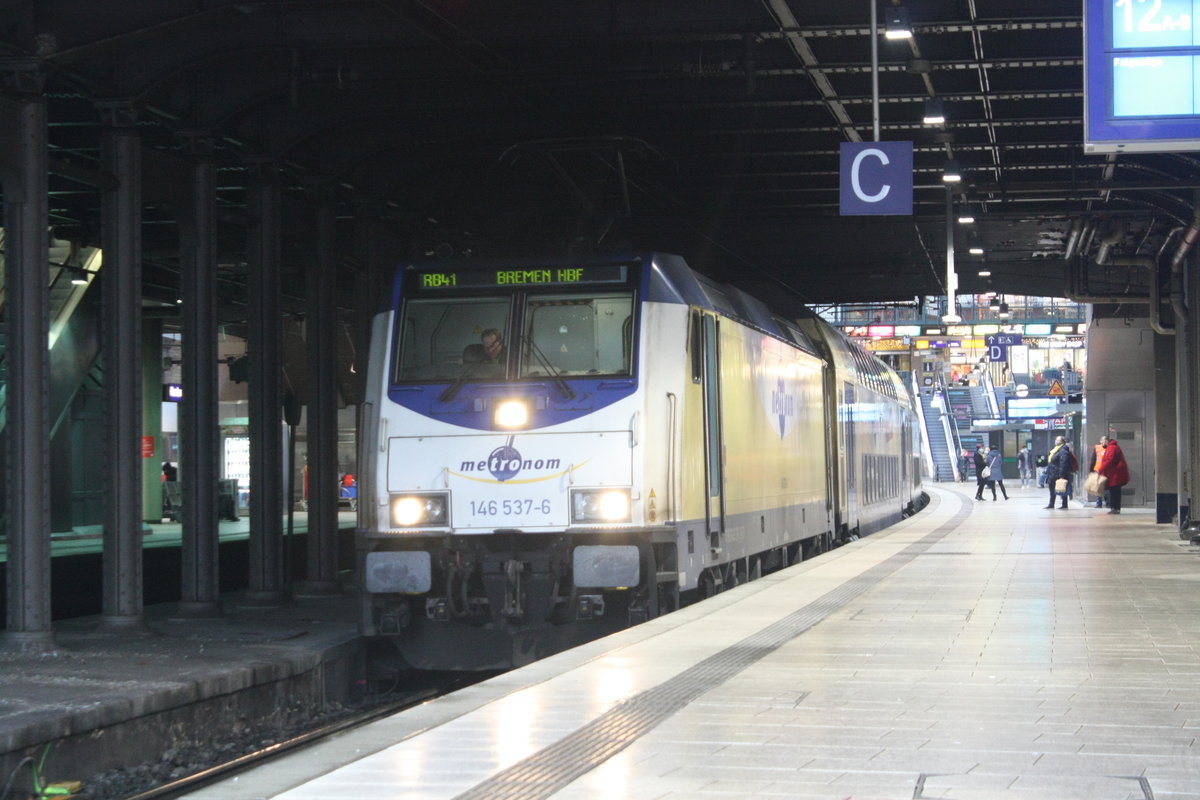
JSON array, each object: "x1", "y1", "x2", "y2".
[{"x1": 1097, "y1": 436, "x2": 1131, "y2": 514}]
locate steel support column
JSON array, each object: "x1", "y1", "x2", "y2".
[
  {"x1": 302, "y1": 197, "x2": 339, "y2": 594},
  {"x1": 245, "y1": 162, "x2": 285, "y2": 604},
  {"x1": 1185, "y1": 251, "x2": 1200, "y2": 537},
  {"x1": 99, "y1": 112, "x2": 146, "y2": 627},
  {"x1": 176, "y1": 139, "x2": 221, "y2": 616},
  {"x1": 0, "y1": 79, "x2": 54, "y2": 651}
]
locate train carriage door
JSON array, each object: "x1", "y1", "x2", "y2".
[{"x1": 700, "y1": 313, "x2": 725, "y2": 542}]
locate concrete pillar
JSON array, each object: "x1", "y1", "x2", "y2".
[
  {"x1": 0, "y1": 71, "x2": 54, "y2": 652},
  {"x1": 176, "y1": 135, "x2": 221, "y2": 617},
  {"x1": 244, "y1": 160, "x2": 285, "y2": 604},
  {"x1": 99, "y1": 108, "x2": 146, "y2": 627}
]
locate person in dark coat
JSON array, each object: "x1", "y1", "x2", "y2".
[
  {"x1": 984, "y1": 445, "x2": 1008, "y2": 500},
  {"x1": 1097, "y1": 436, "x2": 1131, "y2": 514},
  {"x1": 973, "y1": 445, "x2": 987, "y2": 501},
  {"x1": 1044, "y1": 435, "x2": 1075, "y2": 509}
]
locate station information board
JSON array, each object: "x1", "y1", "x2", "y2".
[{"x1": 1085, "y1": 0, "x2": 1200, "y2": 152}]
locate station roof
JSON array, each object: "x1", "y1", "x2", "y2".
[{"x1": 2, "y1": 1, "x2": 1190, "y2": 306}]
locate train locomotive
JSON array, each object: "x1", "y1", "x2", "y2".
[{"x1": 358, "y1": 252, "x2": 925, "y2": 670}]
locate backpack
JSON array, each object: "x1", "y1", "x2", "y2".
[{"x1": 1069, "y1": 449, "x2": 1079, "y2": 472}]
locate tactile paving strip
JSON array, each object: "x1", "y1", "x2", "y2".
[{"x1": 455, "y1": 493, "x2": 971, "y2": 800}]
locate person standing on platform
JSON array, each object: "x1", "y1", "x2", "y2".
[
  {"x1": 984, "y1": 445, "x2": 1008, "y2": 500},
  {"x1": 1044, "y1": 436, "x2": 1075, "y2": 509},
  {"x1": 1088, "y1": 435, "x2": 1108, "y2": 508},
  {"x1": 1017, "y1": 442, "x2": 1034, "y2": 489},
  {"x1": 973, "y1": 445, "x2": 987, "y2": 501},
  {"x1": 1097, "y1": 436, "x2": 1130, "y2": 515}
]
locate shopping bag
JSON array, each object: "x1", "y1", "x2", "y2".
[
  {"x1": 1054, "y1": 478, "x2": 1068, "y2": 493},
  {"x1": 980, "y1": 466, "x2": 991, "y2": 479},
  {"x1": 1084, "y1": 472, "x2": 1106, "y2": 496}
]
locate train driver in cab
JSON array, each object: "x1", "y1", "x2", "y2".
[{"x1": 463, "y1": 328, "x2": 506, "y2": 364}]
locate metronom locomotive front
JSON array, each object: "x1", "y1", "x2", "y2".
[{"x1": 357, "y1": 252, "x2": 925, "y2": 670}]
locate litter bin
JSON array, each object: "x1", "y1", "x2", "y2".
[{"x1": 218, "y1": 478, "x2": 240, "y2": 521}]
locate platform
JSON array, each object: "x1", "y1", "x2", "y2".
[
  {"x1": 189, "y1": 482, "x2": 1200, "y2": 800},
  {"x1": 0, "y1": 589, "x2": 362, "y2": 788}
]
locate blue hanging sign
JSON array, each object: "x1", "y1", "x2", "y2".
[
  {"x1": 1085, "y1": 0, "x2": 1200, "y2": 152},
  {"x1": 839, "y1": 141, "x2": 914, "y2": 215}
]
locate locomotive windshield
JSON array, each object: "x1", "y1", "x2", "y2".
[
  {"x1": 520, "y1": 292, "x2": 633, "y2": 378},
  {"x1": 393, "y1": 290, "x2": 635, "y2": 384},
  {"x1": 394, "y1": 297, "x2": 511, "y2": 382}
]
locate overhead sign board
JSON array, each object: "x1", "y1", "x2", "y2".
[
  {"x1": 1008, "y1": 397, "x2": 1063, "y2": 420},
  {"x1": 1085, "y1": 0, "x2": 1200, "y2": 152},
  {"x1": 984, "y1": 333, "x2": 1023, "y2": 362},
  {"x1": 839, "y1": 141, "x2": 913, "y2": 215}
]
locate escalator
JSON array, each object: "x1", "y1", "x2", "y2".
[
  {"x1": 0, "y1": 232, "x2": 105, "y2": 536},
  {"x1": 920, "y1": 393, "x2": 957, "y2": 482}
]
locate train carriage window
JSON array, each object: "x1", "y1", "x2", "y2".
[
  {"x1": 520, "y1": 292, "x2": 634, "y2": 377},
  {"x1": 394, "y1": 297, "x2": 511, "y2": 382}
]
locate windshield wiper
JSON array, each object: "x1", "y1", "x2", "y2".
[
  {"x1": 439, "y1": 361, "x2": 482, "y2": 403},
  {"x1": 517, "y1": 330, "x2": 576, "y2": 400}
]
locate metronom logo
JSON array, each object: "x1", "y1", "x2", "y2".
[{"x1": 457, "y1": 437, "x2": 562, "y2": 482}]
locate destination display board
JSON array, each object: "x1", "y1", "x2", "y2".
[
  {"x1": 411, "y1": 264, "x2": 629, "y2": 291},
  {"x1": 1086, "y1": 0, "x2": 1200, "y2": 152}
]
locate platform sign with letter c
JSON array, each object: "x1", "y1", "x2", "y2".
[{"x1": 839, "y1": 141, "x2": 913, "y2": 215}]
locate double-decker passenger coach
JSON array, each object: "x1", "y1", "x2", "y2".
[{"x1": 358, "y1": 252, "x2": 923, "y2": 670}]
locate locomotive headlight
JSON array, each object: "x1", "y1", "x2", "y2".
[
  {"x1": 493, "y1": 398, "x2": 530, "y2": 429},
  {"x1": 571, "y1": 489, "x2": 632, "y2": 523},
  {"x1": 390, "y1": 493, "x2": 448, "y2": 527}
]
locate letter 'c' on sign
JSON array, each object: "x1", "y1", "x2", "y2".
[
  {"x1": 839, "y1": 141, "x2": 912, "y2": 216},
  {"x1": 851, "y1": 148, "x2": 890, "y2": 203}
]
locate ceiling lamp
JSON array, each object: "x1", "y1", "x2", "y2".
[
  {"x1": 977, "y1": 270, "x2": 992, "y2": 277},
  {"x1": 969, "y1": 245, "x2": 984, "y2": 255},
  {"x1": 923, "y1": 98, "x2": 945, "y2": 125},
  {"x1": 957, "y1": 204, "x2": 976, "y2": 224},
  {"x1": 989, "y1": 296, "x2": 1002, "y2": 311},
  {"x1": 998, "y1": 301, "x2": 1011, "y2": 320},
  {"x1": 942, "y1": 159, "x2": 962, "y2": 183},
  {"x1": 885, "y1": 6, "x2": 913, "y2": 40}
]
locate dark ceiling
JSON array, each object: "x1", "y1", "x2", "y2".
[{"x1": 2, "y1": 0, "x2": 1193, "y2": 306}]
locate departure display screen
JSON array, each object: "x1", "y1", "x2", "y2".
[
  {"x1": 412, "y1": 264, "x2": 629, "y2": 292},
  {"x1": 1086, "y1": 0, "x2": 1200, "y2": 151}
]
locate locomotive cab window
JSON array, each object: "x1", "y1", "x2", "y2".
[
  {"x1": 520, "y1": 292, "x2": 634, "y2": 377},
  {"x1": 394, "y1": 297, "x2": 511, "y2": 382}
]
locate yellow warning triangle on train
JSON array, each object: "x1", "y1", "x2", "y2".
[{"x1": 1047, "y1": 379, "x2": 1066, "y2": 397}]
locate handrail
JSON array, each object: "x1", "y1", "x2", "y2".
[
  {"x1": 911, "y1": 370, "x2": 937, "y2": 481},
  {"x1": 979, "y1": 368, "x2": 1001, "y2": 418}
]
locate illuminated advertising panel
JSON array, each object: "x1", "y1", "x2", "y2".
[{"x1": 1085, "y1": 0, "x2": 1200, "y2": 152}]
